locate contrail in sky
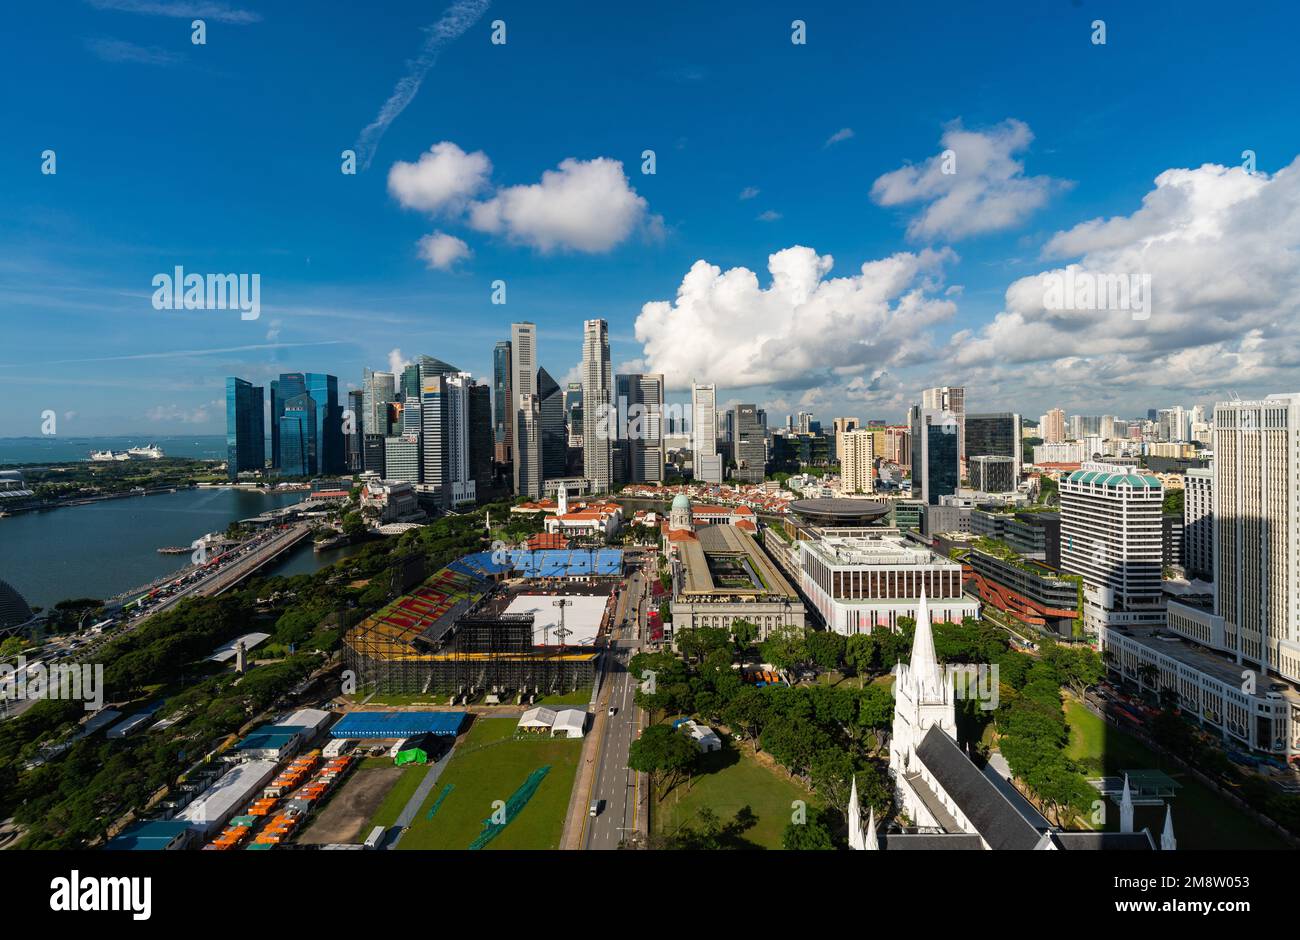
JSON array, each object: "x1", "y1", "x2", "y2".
[{"x1": 355, "y1": 0, "x2": 491, "y2": 171}]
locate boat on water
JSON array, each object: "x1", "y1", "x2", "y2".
[{"x1": 89, "y1": 443, "x2": 165, "y2": 461}]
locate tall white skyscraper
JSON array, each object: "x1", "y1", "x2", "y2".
[
  {"x1": 1060, "y1": 461, "x2": 1165, "y2": 634},
  {"x1": 1214, "y1": 395, "x2": 1300, "y2": 680},
  {"x1": 581, "y1": 319, "x2": 613, "y2": 493},
  {"x1": 691, "y1": 381, "x2": 722, "y2": 484},
  {"x1": 510, "y1": 322, "x2": 536, "y2": 496},
  {"x1": 839, "y1": 429, "x2": 876, "y2": 494}
]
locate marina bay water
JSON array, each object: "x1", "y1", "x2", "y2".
[{"x1": 0, "y1": 487, "x2": 362, "y2": 610}]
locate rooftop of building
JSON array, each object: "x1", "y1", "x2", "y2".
[
  {"x1": 800, "y1": 531, "x2": 957, "y2": 568},
  {"x1": 677, "y1": 524, "x2": 798, "y2": 599},
  {"x1": 1107, "y1": 625, "x2": 1300, "y2": 705}
]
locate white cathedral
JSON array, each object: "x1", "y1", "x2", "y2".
[{"x1": 846, "y1": 589, "x2": 1174, "y2": 851}]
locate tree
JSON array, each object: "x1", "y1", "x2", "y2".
[
  {"x1": 627, "y1": 724, "x2": 699, "y2": 800},
  {"x1": 783, "y1": 809, "x2": 836, "y2": 850},
  {"x1": 761, "y1": 623, "x2": 808, "y2": 673},
  {"x1": 806, "y1": 631, "x2": 846, "y2": 673},
  {"x1": 731, "y1": 619, "x2": 760, "y2": 651},
  {"x1": 723, "y1": 687, "x2": 769, "y2": 747}
]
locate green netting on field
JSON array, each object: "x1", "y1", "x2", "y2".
[
  {"x1": 425, "y1": 783, "x2": 454, "y2": 821},
  {"x1": 468, "y1": 766, "x2": 551, "y2": 850}
]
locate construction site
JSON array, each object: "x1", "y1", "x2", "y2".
[{"x1": 342, "y1": 550, "x2": 623, "y2": 701}]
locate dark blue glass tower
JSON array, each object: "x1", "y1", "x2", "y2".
[{"x1": 225, "y1": 377, "x2": 265, "y2": 481}]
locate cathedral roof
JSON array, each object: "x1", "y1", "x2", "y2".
[{"x1": 914, "y1": 726, "x2": 1044, "y2": 851}]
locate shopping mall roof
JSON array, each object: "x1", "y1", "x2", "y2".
[{"x1": 330, "y1": 711, "x2": 467, "y2": 739}]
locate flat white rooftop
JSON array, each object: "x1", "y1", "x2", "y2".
[{"x1": 504, "y1": 593, "x2": 606, "y2": 647}]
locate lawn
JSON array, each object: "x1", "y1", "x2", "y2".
[
  {"x1": 396, "y1": 717, "x2": 582, "y2": 850},
  {"x1": 1063, "y1": 700, "x2": 1288, "y2": 849},
  {"x1": 652, "y1": 740, "x2": 818, "y2": 849}
]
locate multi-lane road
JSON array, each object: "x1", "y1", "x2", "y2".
[{"x1": 579, "y1": 554, "x2": 654, "y2": 850}]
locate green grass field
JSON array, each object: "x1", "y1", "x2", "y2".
[
  {"x1": 652, "y1": 740, "x2": 817, "y2": 849},
  {"x1": 396, "y1": 717, "x2": 582, "y2": 850},
  {"x1": 1063, "y1": 700, "x2": 1288, "y2": 849}
]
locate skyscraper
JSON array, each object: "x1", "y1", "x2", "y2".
[
  {"x1": 511, "y1": 322, "x2": 536, "y2": 495},
  {"x1": 839, "y1": 428, "x2": 875, "y2": 494},
  {"x1": 468, "y1": 381, "x2": 494, "y2": 502},
  {"x1": 615, "y1": 372, "x2": 665, "y2": 484},
  {"x1": 225, "y1": 377, "x2": 264, "y2": 481},
  {"x1": 270, "y1": 372, "x2": 306, "y2": 470},
  {"x1": 832, "y1": 417, "x2": 860, "y2": 464},
  {"x1": 1060, "y1": 461, "x2": 1164, "y2": 634},
  {"x1": 581, "y1": 319, "x2": 613, "y2": 493},
  {"x1": 910, "y1": 406, "x2": 959, "y2": 505},
  {"x1": 537, "y1": 366, "x2": 567, "y2": 485},
  {"x1": 416, "y1": 356, "x2": 477, "y2": 507},
  {"x1": 922, "y1": 386, "x2": 965, "y2": 461},
  {"x1": 493, "y1": 340, "x2": 513, "y2": 464},
  {"x1": 733, "y1": 404, "x2": 766, "y2": 483},
  {"x1": 965, "y1": 412, "x2": 1023, "y2": 481},
  {"x1": 1183, "y1": 467, "x2": 1213, "y2": 581},
  {"x1": 691, "y1": 381, "x2": 722, "y2": 484},
  {"x1": 1214, "y1": 396, "x2": 1300, "y2": 680},
  {"x1": 1039, "y1": 408, "x2": 1065, "y2": 444},
  {"x1": 346, "y1": 388, "x2": 364, "y2": 472},
  {"x1": 565, "y1": 382, "x2": 584, "y2": 447},
  {"x1": 362, "y1": 368, "x2": 395, "y2": 474},
  {"x1": 304, "y1": 373, "x2": 342, "y2": 475},
  {"x1": 279, "y1": 393, "x2": 317, "y2": 477}
]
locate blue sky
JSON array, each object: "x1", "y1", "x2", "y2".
[{"x1": 3, "y1": 0, "x2": 1299, "y2": 436}]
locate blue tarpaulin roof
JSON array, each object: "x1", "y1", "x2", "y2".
[
  {"x1": 330, "y1": 711, "x2": 467, "y2": 739},
  {"x1": 104, "y1": 819, "x2": 192, "y2": 851}
]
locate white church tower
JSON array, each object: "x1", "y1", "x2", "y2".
[{"x1": 888, "y1": 588, "x2": 957, "y2": 825}]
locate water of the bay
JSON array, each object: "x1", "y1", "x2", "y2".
[{"x1": 0, "y1": 486, "x2": 363, "y2": 610}]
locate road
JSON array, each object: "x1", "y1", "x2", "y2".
[{"x1": 580, "y1": 554, "x2": 654, "y2": 849}]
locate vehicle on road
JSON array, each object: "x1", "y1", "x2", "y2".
[
  {"x1": 608, "y1": 706, "x2": 617, "y2": 716},
  {"x1": 589, "y1": 799, "x2": 604, "y2": 817}
]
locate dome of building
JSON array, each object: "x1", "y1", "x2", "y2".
[
  {"x1": 0, "y1": 579, "x2": 35, "y2": 632},
  {"x1": 671, "y1": 493, "x2": 692, "y2": 511},
  {"x1": 789, "y1": 497, "x2": 891, "y2": 527}
]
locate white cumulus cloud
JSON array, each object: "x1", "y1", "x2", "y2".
[
  {"x1": 871, "y1": 118, "x2": 1066, "y2": 241},
  {"x1": 948, "y1": 157, "x2": 1300, "y2": 404},
  {"x1": 468, "y1": 157, "x2": 658, "y2": 253},
  {"x1": 417, "y1": 231, "x2": 472, "y2": 270},
  {"x1": 388, "y1": 141, "x2": 492, "y2": 215},
  {"x1": 634, "y1": 245, "x2": 958, "y2": 393}
]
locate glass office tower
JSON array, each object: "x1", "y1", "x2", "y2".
[{"x1": 225, "y1": 376, "x2": 265, "y2": 481}]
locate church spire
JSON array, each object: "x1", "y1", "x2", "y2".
[
  {"x1": 909, "y1": 587, "x2": 943, "y2": 697},
  {"x1": 865, "y1": 805, "x2": 878, "y2": 851},
  {"x1": 1160, "y1": 803, "x2": 1176, "y2": 851},
  {"x1": 1119, "y1": 773, "x2": 1134, "y2": 833},
  {"x1": 847, "y1": 775, "x2": 865, "y2": 850}
]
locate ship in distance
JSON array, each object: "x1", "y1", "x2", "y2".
[{"x1": 89, "y1": 444, "x2": 165, "y2": 461}]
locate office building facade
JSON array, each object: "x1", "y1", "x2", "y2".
[
  {"x1": 733, "y1": 404, "x2": 767, "y2": 483},
  {"x1": 225, "y1": 377, "x2": 265, "y2": 481},
  {"x1": 581, "y1": 319, "x2": 614, "y2": 493},
  {"x1": 691, "y1": 382, "x2": 723, "y2": 483},
  {"x1": 910, "y1": 407, "x2": 960, "y2": 505}
]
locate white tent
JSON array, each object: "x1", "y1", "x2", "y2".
[
  {"x1": 550, "y1": 708, "x2": 587, "y2": 738},
  {"x1": 518, "y1": 706, "x2": 557, "y2": 732}
]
